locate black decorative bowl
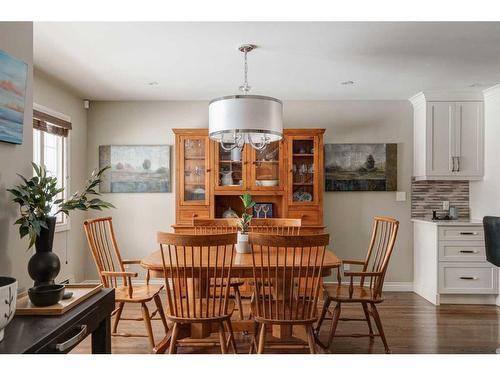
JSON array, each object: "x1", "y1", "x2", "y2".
[{"x1": 28, "y1": 284, "x2": 65, "y2": 307}]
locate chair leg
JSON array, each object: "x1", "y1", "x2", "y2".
[
  {"x1": 169, "y1": 323, "x2": 179, "y2": 354},
  {"x1": 153, "y1": 294, "x2": 169, "y2": 335},
  {"x1": 306, "y1": 324, "x2": 317, "y2": 354},
  {"x1": 112, "y1": 302, "x2": 125, "y2": 334},
  {"x1": 225, "y1": 319, "x2": 238, "y2": 354},
  {"x1": 218, "y1": 322, "x2": 228, "y2": 354},
  {"x1": 315, "y1": 296, "x2": 331, "y2": 333},
  {"x1": 141, "y1": 302, "x2": 155, "y2": 349},
  {"x1": 249, "y1": 322, "x2": 260, "y2": 354},
  {"x1": 322, "y1": 302, "x2": 341, "y2": 349},
  {"x1": 362, "y1": 302, "x2": 374, "y2": 339},
  {"x1": 370, "y1": 303, "x2": 391, "y2": 354},
  {"x1": 233, "y1": 285, "x2": 244, "y2": 320},
  {"x1": 257, "y1": 323, "x2": 266, "y2": 354}
]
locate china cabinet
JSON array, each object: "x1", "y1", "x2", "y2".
[{"x1": 173, "y1": 128, "x2": 325, "y2": 233}]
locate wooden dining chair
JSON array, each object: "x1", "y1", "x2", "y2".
[
  {"x1": 83, "y1": 217, "x2": 168, "y2": 349},
  {"x1": 315, "y1": 216, "x2": 399, "y2": 353},
  {"x1": 248, "y1": 232, "x2": 330, "y2": 354},
  {"x1": 249, "y1": 218, "x2": 302, "y2": 235},
  {"x1": 192, "y1": 218, "x2": 244, "y2": 320},
  {"x1": 157, "y1": 232, "x2": 238, "y2": 354}
]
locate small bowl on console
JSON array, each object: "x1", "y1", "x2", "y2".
[{"x1": 28, "y1": 284, "x2": 65, "y2": 307}]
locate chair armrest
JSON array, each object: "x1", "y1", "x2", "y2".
[
  {"x1": 122, "y1": 259, "x2": 142, "y2": 265},
  {"x1": 101, "y1": 271, "x2": 138, "y2": 277},
  {"x1": 100, "y1": 271, "x2": 137, "y2": 298},
  {"x1": 342, "y1": 259, "x2": 366, "y2": 265}
]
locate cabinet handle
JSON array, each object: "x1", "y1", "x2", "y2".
[
  {"x1": 456, "y1": 156, "x2": 460, "y2": 172},
  {"x1": 459, "y1": 250, "x2": 479, "y2": 254},
  {"x1": 460, "y1": 232, "x2": 478, "y2": 235},
  {"x1": 450, "y1": 156, "x2": 454, "y2": 172},
  {"x1": 459, "y1": 276, "x2": 478, "y2": 280},
  {"x1": 55, "y1": 325, "x2": 87, "y2": 352}
]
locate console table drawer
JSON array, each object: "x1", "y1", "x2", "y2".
[
  {"x1": 438, "y1": 241, "x2": 486, "y2": 262},
  {"x1": 439, "y1": 263, "x2": 498, "y2": 294},
  {"x1": 438, "y1": 226, "x2": 484, "y2": 241}
]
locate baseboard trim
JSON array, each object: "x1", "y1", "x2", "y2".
[{"x1": 323, "y1": 281, "x2": 414, "y2": 292}]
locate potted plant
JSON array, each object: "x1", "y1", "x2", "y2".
[
  {"x1": 232, "y1": 193, "x2": 255, "y2": 254},
  {"x1": 8, "y1": 163, "x2": 114, "y2": 290}
]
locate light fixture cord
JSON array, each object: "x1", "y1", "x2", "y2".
[{"x1": 240, "y1": 49, "x2": 250, "y2": 93}]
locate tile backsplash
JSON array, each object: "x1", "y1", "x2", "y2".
[{"x1": 411, "y1": 179, "x2": 469, "y2": 219}]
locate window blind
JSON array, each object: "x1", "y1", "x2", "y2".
[{"x1": 33, "y1": 109, "x2": 72, "y2": 137}]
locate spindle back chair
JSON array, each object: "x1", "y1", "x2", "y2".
[
  {"x1": 248, "y1": 232, "x2": 330, "y2": 354},
  {"x1": 156, "y1": 232, "x2": 238, "y2": 354},
  {"x1": 315, "y1": 216, "x2": 399, "y2": 353},
  {"x1": 83, "y1": 217, "x2": 168, "y2": 350}
]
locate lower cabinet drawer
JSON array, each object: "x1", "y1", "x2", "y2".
[
  {"x1": 178, "y1": 208, "x2": 210, "y2": 224},
  {"x1": 438, "y1": 226, "x2": 484, "y2": 241},
  {"x1": 439, "y1": 262, "x2": 498, "y2": 294},
  {"x1": 287, "y1": 208, "x2": 321, "y2": 225},
  {"x1": 438, "y1": 241, "x2": 486, "y2": 262}
]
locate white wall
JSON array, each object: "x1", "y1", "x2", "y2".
[
  {"x1": 0, "y1": 22, "x2": 33, "y2": 292},
  {"x1": 33, "y1": 69, "x2": 89, "y2": 283},
  {"x1": 87, "y1": 100, "x2": 413, "y2": 283},
  {"x1": 470, "y1": 85, "x2": 500, "y2": 219}
]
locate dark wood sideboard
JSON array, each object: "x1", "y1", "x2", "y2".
[{"x1": 0, "y1": 288, "x2": 115, "y2": 354}]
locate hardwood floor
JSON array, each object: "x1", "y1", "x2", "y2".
[{"x1": 71, "y1": 291, "x2": 500, "y2": 354}]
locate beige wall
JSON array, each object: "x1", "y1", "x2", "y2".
[
  {"x1": 87, "y1": 100, "x2": 413, "y2": 283},
  {"x1": 0, "y1": 22, "x2": 33, "y2": 292},
  {"x1": 33, "y1": 69, "x2": 89, "y2": 283}
]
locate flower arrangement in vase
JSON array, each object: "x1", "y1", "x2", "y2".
[
  {"x1": 7, "y1": 163, "x2": 114, "y2": 305},
  {"x1": 231, "y1": 193, "x2": 255, "y2": 254}
]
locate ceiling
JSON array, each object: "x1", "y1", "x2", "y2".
[{"x1": 34, "y1": 22, "x2": 500, "y2": 101}]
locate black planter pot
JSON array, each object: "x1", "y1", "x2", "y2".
[{"x1": 28, "y1": 216, "x2": 60, "y2": 287}]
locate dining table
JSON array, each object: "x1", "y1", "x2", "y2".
[{"x1": 141, "y1": 247, "x2": 341, "y2": 353}]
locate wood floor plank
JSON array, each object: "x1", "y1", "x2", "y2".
[{"x1": 70, "y1": 291, "x2": 500, "y2": 354}]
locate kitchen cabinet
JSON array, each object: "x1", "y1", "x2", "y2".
[
  {"x1": 410, "y1": 92, "x2": 484, "y2": 180},
  {"x1": 413, "y1": 219, "x2": 498, "y2": 305}
]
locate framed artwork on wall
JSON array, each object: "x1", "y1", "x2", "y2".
[
  {"x1": 99, "y1": 145, "x2": 172, "y2": 193},
  {"x1": 0, "y1": 50, "x2": 28, "y2": 145},
  {"x1": 325, "y1": 143, "x2": 397, "y2": 192}
]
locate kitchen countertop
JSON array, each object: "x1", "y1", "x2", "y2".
[{"x1": 411, "y1": 218, "x2": 483, "y2": 226}]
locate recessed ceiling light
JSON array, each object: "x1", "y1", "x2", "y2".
[
  {"x1": 148, "y1": 81, "x2": 159, "y2": 86},
  {"x1": 469, "y1": 83, "x2": 483, "y2": 88},
  {"x1": 341, "y1": 80, "x2": 354, "y2": 85}
]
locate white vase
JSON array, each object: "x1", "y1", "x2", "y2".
[
  {"x1": 236, "y1": 232, "x2": 250, "y2": 254},
  {"x1": 0, "y1": 277, "x2": 17, "y2": 342}
]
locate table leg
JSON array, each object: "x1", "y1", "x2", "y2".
[{"x1": 92, "y1": 316, "x2": 111, "y2": 354}]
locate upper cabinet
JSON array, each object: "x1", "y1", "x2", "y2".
[{"x1": 411, "y1": 92, "x2": 484, "y2": 181}]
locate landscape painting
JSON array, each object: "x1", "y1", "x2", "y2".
[
  {"x1": 325, "y1": 143, "x2": 397, "y2": 192},
  {"x1": 0, "y1": 50, "x2": 28, "y2": 144},
  {"x1": 99, "y1": 145, "x2": 171, "y2": 193}
]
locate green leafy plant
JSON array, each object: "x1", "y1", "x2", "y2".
[
  {"x1": 231, "y1": 193, "x2": 255, "y2": 233},
  {"x1": 8, "y1": 163, "x2": 114, "y2": 249}
]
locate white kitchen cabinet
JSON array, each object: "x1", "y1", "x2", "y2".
[
  {"x1": 413, "y1": 219, "x2": 498, "y2": 305},
  {"x1": 410, "y1": 92, "x2": 484, "y2": 180}
]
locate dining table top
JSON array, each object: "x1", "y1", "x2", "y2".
[{"x1": 141, "y1": 247, "x2": 341, "y2": 277}]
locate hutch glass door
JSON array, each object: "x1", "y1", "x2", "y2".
[
  {"x1": 289, "y1": 136, "x2": 318, "y2": 205},
  {"x1": 249, "y1": 141, "x2": 282, "y2": 190},
  {"x1": 180, "y1": 136, "x2": 209, "y2": 205}
]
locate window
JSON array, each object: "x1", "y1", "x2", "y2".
[{"x1": 33, "y1": 106, "x2": 71, "y2": 230}]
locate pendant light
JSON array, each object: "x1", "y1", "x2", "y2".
[{"x1": 209, "y1": 44, "x2": 283, "y2": 151}]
